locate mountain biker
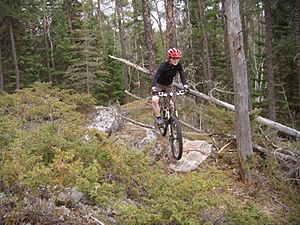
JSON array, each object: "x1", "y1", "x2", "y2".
[{"x1": 151, "y1": 48, "x2": 188, "y2": 127}]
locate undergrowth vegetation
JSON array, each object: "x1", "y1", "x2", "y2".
[{"x1": 0, "y1": 83, "x2": 299, "y2": 224}]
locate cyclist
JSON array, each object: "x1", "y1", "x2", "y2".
[{"x1": 151, "y1": 48, "x2": 188, "y2": 127}]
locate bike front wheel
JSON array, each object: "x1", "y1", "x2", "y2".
[
  {"x1": 159, "y1": 108, "x2": 167, "y2": 136},
  {"x1": 169, "y1": 116, "x2": 183, "y2": 160}
]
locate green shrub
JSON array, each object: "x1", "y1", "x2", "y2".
[
  {"x1": 225, "y1": 201, "x2": 273, "y2": 225},
  {"x1": 0, "y1": 82, "x2": 296, "y2": 225}
]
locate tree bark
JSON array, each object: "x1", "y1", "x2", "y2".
[
  {"x1": 115, "y1": 0, "x2": 129, "y2": 102},
  {"x1": 265, "y1": 0, "x2": 276, "y2": 121},
  {"x1": 166, "y1": 0, "x2": 174, "y2": 49},
  {"x1": 153, "y1": 0, "x2": 165, "y2": 50},
  {"x1": 0, "y1": 46, "x2": 3, "y2": 92},
  {"x1": 197, "y1": 0, "x2": 213, "y2": 94},
  {"x1": 224, "y1": 0, "x2": 253, "y2": 182},
  {"x1": 142, "y1": 0, "x2": 156, "y2": 77},
  {"x1": 8, "y1": 17, "x2": 20, "y2": 90},
  {"x1": 293, "y1": 0, "x2": 300, "y2": 115},
  {"x1": 221, "y1": 0, "x2": 233, "y2": 89},
  {"x1": 240, "y1": 0, "x2": 252, "y2": 109}
]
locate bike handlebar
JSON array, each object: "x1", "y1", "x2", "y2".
[{"x1": 154, "y1": 89, "x2": 189, "y2": 97}]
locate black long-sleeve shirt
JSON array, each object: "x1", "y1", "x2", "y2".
[{"x1": 151, "y1": 61, "x2": 187, "y2": 87}]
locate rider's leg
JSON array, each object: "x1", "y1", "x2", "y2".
[{"x1": 152, "y1": 95, "x2": 160, "y2": 117}]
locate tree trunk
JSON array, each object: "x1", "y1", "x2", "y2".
[
  {"x1": 265, "y1": 0, "x2": 276, "y2": 121},
  {"x1": 186, "y1": 0, "x2": 196, "y2": 65},
  {"x1": 96, "y1": 0, "x2": 104, "y2": 41},
  {"x1": 142, "y1": 0, "x2": 156, "y2": 77},
  {"x1": 293, "y1": 0, "x2": 300, "y2": 115},
  {"x1": 166, "y1": 0, "x2": 174, "y2": 49},
  {"x1": 221, "y1": 0, "x2": 232, "y2": 89},
  {"x1": 197, "y1": 0, "x2": 213, "y2": 94},
  {"x1": 240, "y1": 0, "x2": 252, "y2": 109},
  {"x1": 64, "y1": 0, "x2": 73, "y2": 33},
  {"x1": 31, "y1": 21, "x2": 39, "y2": 56},
  {"x1": 115, "y1": 0, "x2": 129, "y2": 102},
  {"x1": 153, "y1": 0, "x2": 165, "y2": 50},
  {"x1": 0, "y1": 46, "x2": 3, "y2": 92},
  {"x1": 224, "y1": 0, "x2": 253, "y2": 182},
  {"x1": 43, "y1": 16, "x2": 51, "y2": 82},
  {"x1": 8, "y1": 17, "x2": 20, "y2": 90}
]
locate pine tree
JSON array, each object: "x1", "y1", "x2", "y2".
[{"x1": 65, "y1": 0, "x2": 107, "y2": 95}]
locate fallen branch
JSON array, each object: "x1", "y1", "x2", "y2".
[
  {"x1": 89, "y1": 216, "x2": 105, "y2": 225},
  {"x1": 110, "y1": 55, "x2": 300, "y2": 138},
  {"x1": 120, "y1": 115, "x2": 155, "y2": 129},
  {"x1": 125, "y1": 90, "x2": 150, "y2": 103},
  {"x1": 218, "y1": 140, "x2": 233, "y2": 154},
  {"x1": 109, "y1": 55, "x2": 149, "y2": 74}
]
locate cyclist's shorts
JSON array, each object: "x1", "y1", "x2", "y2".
[{"x1": 152, "y1": 84, "x2": 174, "y2": 96}]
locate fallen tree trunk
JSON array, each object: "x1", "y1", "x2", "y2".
[
  {"x1": 109, "y1": 55, "x2": 300, "y2": 138},
  {"x1": 186, "y1": 87, "x2": 300, "y2": 138}
]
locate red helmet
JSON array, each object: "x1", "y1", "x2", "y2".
[{"x1": 167, "y1": 48, "x2": 182, "y2": 58}]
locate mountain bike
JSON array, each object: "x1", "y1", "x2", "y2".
[{"x1": 155, "y1": 89, "x2": 188, "y2": 160}]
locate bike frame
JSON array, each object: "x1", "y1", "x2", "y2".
[
  {"x1": 155, "y1": 89, "x2": 187, "y2": 160},
  {"x1": 157, "y1": 89, "x2": 186, "y2": 120}
]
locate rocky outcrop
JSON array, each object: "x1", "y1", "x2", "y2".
[
  {"x1": 170, "y1": 140, "x2": 213, "y2": 172},
  {"x1": 90, "y1": 106, "x2": 213, "y2": 172}
]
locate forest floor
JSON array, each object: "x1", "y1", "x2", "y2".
[
  {"x1": 1, "y1": 86, "x2": 299, "y2": 224},
  {"x1": 111, "y1": 97, "x2": 300, "y2": 224}
]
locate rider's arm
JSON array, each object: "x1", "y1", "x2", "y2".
[
  {"x1": 151, "y1": 63, "x2": 164, "y2": 87},
  {"x1": 178, "y1": 63, "x2": 187, "y2": 85}
]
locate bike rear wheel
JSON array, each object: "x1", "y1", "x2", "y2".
[{"x1": 169, "y1": 116, "x2": 183, "y2": 160}]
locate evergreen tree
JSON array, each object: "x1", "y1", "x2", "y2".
[{"x1": 64, "y1": 0, "x2": 107, "y2": 95}]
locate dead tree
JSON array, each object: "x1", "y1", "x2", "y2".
[{"x1": 225, "y1": 0, "x2": 253, "y2": 181}]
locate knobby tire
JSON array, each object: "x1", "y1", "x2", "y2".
[
  {"x1": 159, "y1": 108, "x2": 167, "y2": 136},
  {"x1": 169, "y1": 116, "x2": 183, "y2": 160}
]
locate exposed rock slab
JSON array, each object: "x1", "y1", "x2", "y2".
[
  {"x1": 170, "y1": 140, "x2": 212, "y2": 172},
  {"x1": 89, "y1": 106, "x2": 122, "y2": 133}
]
